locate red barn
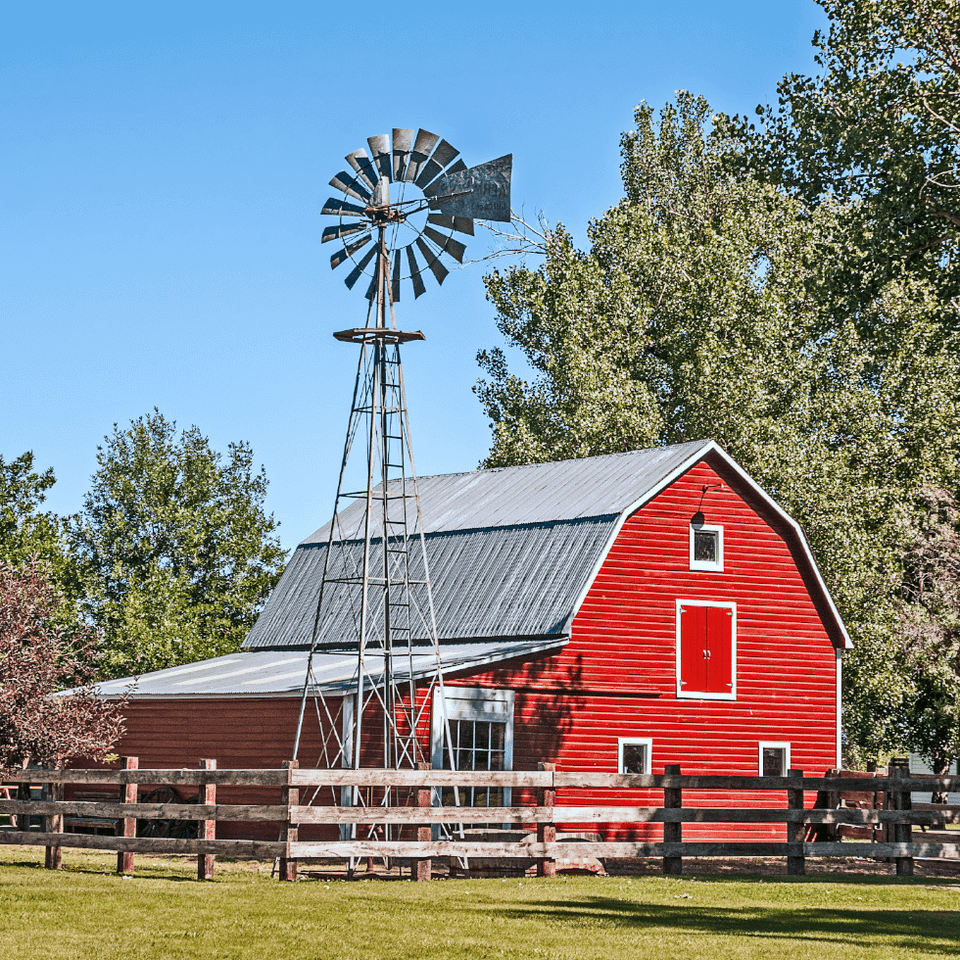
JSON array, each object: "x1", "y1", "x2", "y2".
[{"x1": 96, "y1": 440, "x2": 849, "y2": 838}]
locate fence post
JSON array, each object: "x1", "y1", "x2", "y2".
[
  {"x1": 891, "y1": 760, "x2": 914, "y2": 877},
  {"x1": 198, "y1": 759, "x2": 216, "y2": 881},
  {"x1": 414, "y1": 761, "x2": 432, "y2": 882},
  {"x1": 663, "y1": 763, "x2": 682, "y2": 876},
  {"x1": 44, "y1": 776, "x2": 63, "y2": 870},
  {"x1": 17, "y1": 778, "x2": 33, "y2": 833},
  {"x1": 786, "y1": 768, "x2": 805, "y2": 876},
  {"x1": 279, "y1": 760, "x2": 298, "y2": 882},
  {"x1": 537, "y1": 762, "x2": 557, "y2": 878},
  {"x1": 117, "y1": 756, "x2": 138, "y2": 875}
]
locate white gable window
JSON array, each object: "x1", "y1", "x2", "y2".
[{"x1": 689, "y1": 521, "x2": 723, "y2": 572}]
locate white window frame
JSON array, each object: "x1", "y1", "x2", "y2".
[
  {"x1": 431, "y1": 687, "x2": 515, "y2": 808},
  {"x1": 689, "y1": 523, "x2": 724, "y2": 572},
  {"x1": 675, "y1": 599, "x2": 737, "y2": 701},
  {"x1": 618, "y1": 737, "x2": 652, "y2": 775},
  {"x1": 759, "y1": 741, "x2": 791, "y2": 777}
]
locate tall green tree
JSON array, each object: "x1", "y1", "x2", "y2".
[
  {"x1": 477, "y1": 93, "x2": 960, "y2": 764},
  {"x1": 723, "y1": 0, "x2": 960, "y2": 310},
  {"x1": 71, "y1": 411, "x2": 287, "y2": 677}
]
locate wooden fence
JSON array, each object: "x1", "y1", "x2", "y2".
[{"x1": 2, "y1": 760, "x2": 959, "y2": 881}]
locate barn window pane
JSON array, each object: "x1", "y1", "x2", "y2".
[
  {"x1": 694, "y1": 530, "x2": 717, "y2": 562},
  {"x1": 761, "y1": 745, "x2": 788, "y2": 777},
  {"x1": 441, "y1": 718, "x2": 507, "y2": 808},
  {"x1": 622, "y1": 743, "x2": 647, "y2": 774}
]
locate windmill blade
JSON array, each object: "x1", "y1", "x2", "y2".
[
  {"x1": 405, "y1": 244, "x2": 427, "y2": 299},
  {"x1": 345, "y1": 149, "x2": 379, "y2": 190},
  {"x1": 415, "y1": 237, "x2": 449, "y2": 286},
  {"x1": 321, "y1": 197, "x2": 368, "y2": 218},
  {"x1": 414, "y1": 139, "x2": 460, "y2": 188},
  {"x1": 330, "y1": 171, "x2": 372, "y2": 203},
  {"x1": 321, "y1": 222, "x2": 370, "y2": 244},
  {"x1": 423, "y1": 226, "x2": 467, "y2": 263},
  {"x1": 345, "y1": 245, "x2": 377, "y2": 290},
  {"x1": 426, "y1": 155, "x2": 512, "y2": 222},
  {"x1": 367, "y1": 134, "x2": 393, "y2": 180},
  {"x1": 392, "y1": 128, "x2": 413, "y2": 183},
  {"x1": 391, "y1": 249, "x2": 402, "y2": 304},
  {"x1": 427, "y1": 213, "x2": 475, "y2": 236},
  {"x1": 364, "y1": 259, "x2": 380, "y2": 301},
  {"x1": 405, "y1": 129, "x2": 440, "y2": 183},
  {"x1": 330, "y1": 233, "x2": 372, "y2": 269}
]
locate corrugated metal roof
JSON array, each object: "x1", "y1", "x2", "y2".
[
  {"x1": 244, "y1": 441, "x2": 713, "y2": 651},
  {"x1": 302, "y1": 440, "x2": 710, "y2": 542},
  {"x1": 243, "y1": 519, "x2": 616, "y2": 650},
  {"x1": 90, "y1": 639, "x2": 564, "y2": 699}
]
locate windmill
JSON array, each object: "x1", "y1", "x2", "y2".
[{"x1": 292, "y1": 129, "x2": 512, "y2": 814}]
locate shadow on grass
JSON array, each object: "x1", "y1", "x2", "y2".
[{"x1": 482, "y1": 896, "x2": 960, "y2": 955}]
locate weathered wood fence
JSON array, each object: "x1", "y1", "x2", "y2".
[{"x1": 2, "y1": 760, "x2": 959, "y2": 881}]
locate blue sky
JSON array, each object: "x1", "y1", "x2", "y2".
[{"x1": 1, "y1": 1, "x2": 828, "y2": 552}]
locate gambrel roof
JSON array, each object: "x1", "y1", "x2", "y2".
[{"x1": 243, "y1": 440, "x2": 851, "y2": 652}]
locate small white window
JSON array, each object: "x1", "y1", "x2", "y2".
[
  {"x1": 618, "y1": 737, "x2": 652, "y2": 775},
  {"x1": 689, "y1": 522, "x2": 723, "y2": 571},
  {"x1": 759, "y1": 742, "x2": 791, "y2": 777}
]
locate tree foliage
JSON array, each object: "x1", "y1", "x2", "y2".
[
  {"x1": 0, "y1": 559, "x2": 124, "y2": 770},
  {"x1": 894, "y1": 487, "x2": 960, "y2": 782},
  {"x1": 723, "y1": 0, "x2": 960, "y2": 309},
  {"x1": 70, "y1": 411, "x2": 286, "y2": 677},
  {"x1": 0, "y1": 452, "x2": 77, "y2": 599},
  {"x1": 477, "y1": 92, "x2": 960, "y2": 764}
]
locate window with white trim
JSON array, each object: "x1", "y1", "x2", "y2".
[
  {"x1": 690, "y1": 522, "x2": 723, "y2": 571},
  {"x1": 431, "y1": 688, "x2": 515, "y2": 808},
  {"x1": 759, "y1": 742, "x2": 791, "y2": 777},
  {"x1": 618, "y1": 737, "x2": 652, "y2": 775}
]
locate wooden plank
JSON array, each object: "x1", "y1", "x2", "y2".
[
  {"x1": 289, "y1": 840, "x2": 960, "y2": 860},
  {"x1": 8, "y1": 768, "x2": 959, "y2": 793},
  {"x1": 0, "y1": 801, "x2": 286, "y2": 821},
  {"x1": 290, "y1": 769, "x2": 554, "y2": 789},
  {"x1": 0, "y1": 830, "x2": 285, "y2": 858},
  {"x1": 286, "y1": 804, "x2": 960, "y2": 826},
  {"x1": 1, "y1": 769, "x2": 290, "y2": 787}
]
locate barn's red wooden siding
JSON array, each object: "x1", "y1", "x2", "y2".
[{"x1": 444, "y1": 454, "x2": 841, "y2": 840}]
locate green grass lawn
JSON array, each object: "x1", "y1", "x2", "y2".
[{"x1": 1, "y1": 850, "x2": 958, "y2": 960}]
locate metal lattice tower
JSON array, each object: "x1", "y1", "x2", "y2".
[{"x1": 292, "y1": 129, "x2": 512, "y2": 806}]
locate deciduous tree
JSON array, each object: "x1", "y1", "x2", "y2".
[
  {"x1": 71, "y1": 411, "x2": 287, "y2": 677},
  {"x1": 0, "y1": 559, "x2": 124, "y2": 770},
  {"x1": 477, "y1": 93, "x2": 960, "y2": 764}
]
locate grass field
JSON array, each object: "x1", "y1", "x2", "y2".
[{"x1": 1, "y1": 850, "x2": 958, "y2": 960}]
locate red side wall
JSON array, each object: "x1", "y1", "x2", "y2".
[{"x1": 444, "y1": 454, "x2": 841, "y2": 839}]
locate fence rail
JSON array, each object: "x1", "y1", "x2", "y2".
[{"x1": 3, "y1": 759, "x2": 959, "y2": 881}]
